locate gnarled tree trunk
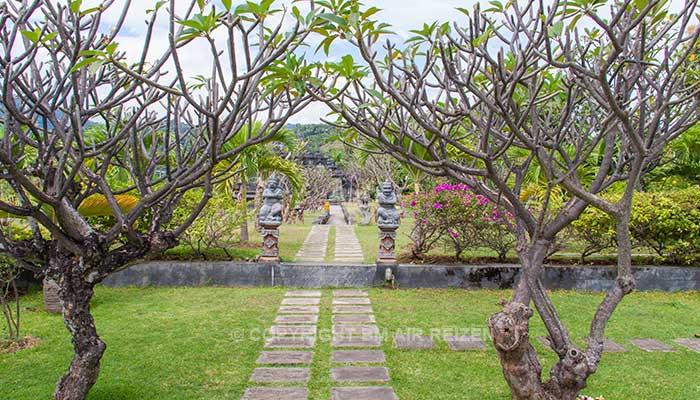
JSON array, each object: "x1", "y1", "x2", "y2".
[
  {"x1": 53, "y1": 265, "x2": 105, "y2": 400},
  {"x1": 489, "y1": 238, "x2": 595, "y2": 400}
]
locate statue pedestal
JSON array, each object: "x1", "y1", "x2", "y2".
[
  {"x1": 260, "y1": 223, "x2": 281, "y2": 263},
  {"x1": 377, "y1": 225, "x2": 398, "y2": 265}
]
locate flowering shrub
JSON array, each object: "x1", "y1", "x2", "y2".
[{"x1": 406, "y1": 183, "x2": 516, "y2": 260}]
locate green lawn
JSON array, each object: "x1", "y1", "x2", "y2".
[{"x1": 2, "y1": 288, "x2": 700, "y2": 399}]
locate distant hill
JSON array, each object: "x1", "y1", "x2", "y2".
[{"x1": 287, "y1": 123, "x2": 337, "y2": 152}]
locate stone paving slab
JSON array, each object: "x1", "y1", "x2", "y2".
[
  {"x1": 630, "y1": 338, "x2": 677, "y2": 352},
  {"x1": 279, "y1": 306, "x2": 319, "y2": 314},
  {"x1": 331, "y1": 387, "x2": 398, "y2": 400},
  {"x1": 539, "y1": 336, "x2": 627, "y2": 353},
  {"x1": 332, "y1": 350, "x2": 386, "y2": 364},
  {"x1": 242, "y1": 387, "x2": 308, "y2": 400},
  {"x1": 257, "y1": 351, "x2": 313, "y2": 365},
  {"x1": 250, "y1": 368, "x2": 310, "y2": 383},
  {"x1": 674, "y1": 338, "x2": 700, "y2": 352},
  {"x1": 584, "y1": 337, "x2": 627, "y2": 353},
  {"x1": 270, "y1": 325, "x2": 317, "y2": 336},
  {"x1": 333, "y1": 325, "x2": 380, "y2": 335},
  {"x1": 394, "y1": 334, "x2": 436, "y2": 350},
  {"x1": 444, "y1": 335, "x2": 487, "y2": 351},
  {"x1": 333, "y1": 306, "x2": 373, "y2": 314},
  {"x1": 331, "y1": 367, "x2": 390, "y2": 382},
  {"x1": 282, "y1": 298, "x2": 321, "y2": 306},
  {"x1": 333, "y1": 297, "x2": 371, "y2": 305},
  {"x1": 275, "y1": 315, "x2": 319, "y2": 325},
  {"x1": 333, "y1": 290, "x2": 369, "y2": 297},
  {"x1": 333, "y1": 314, "x2": 376, "y2": 324},
  {"x1": 265, "y1": 336, "x2": 316, "y2": 349},
  {"x1": 333, "y1": 336, "x2": 382, "y2": 348},
  {"x1": 285, "y1": 290, "x2": 322, "y2": 297}
]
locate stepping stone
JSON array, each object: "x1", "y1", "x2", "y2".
[
  {"x1": 584, "y1": 337, "x2": 627, "y2": 353},
  {"x1": 275, "y1": 315, "x2": 319, "y2": 325},
  {"x1": 333, "y1": 325, "x2": 380, "y2": 335},
  {"x1": 332, "y1": 350, "x2": 386, "y2": 363},
  {"x1": 331, "y1": 367, "x2": 390, "y2": 382},
  {"x1": 333, "y1": 314, "x2": 376, "y2": 324},
  {"x1": 331, "y1": 387, "x2": 398, "y2": 400},
  {"x1": 394, "y1": 334, "x2": 435, "y2": 350},
  {"x1": 257, "y1": 351, "x2": 313, "y2": 365},
  {"x1": 282, "y1": 298, "x2": 320, "y2": 305},
  {"x1": 270, "y1": 325, "x2": 317, "y2": 336},
  {"x1": 285, "y1": 290, "x2": 321, "y2": 297},
  {"x1": 250, "y1": 368, "x2": 310, "y2": 383},
  {"x1": 333, "y1": 306, "x2": 373, "y2": 314},
  {"x1": 333, "y1": 290, "x2": 369, "y2": 297},
  {"x1": 333, "y1": 336, "x2": 382, "y2": 348},
  {"x1": 444, "y1": 335, "x2": 487, "y2": 351},
  {"x1": 630, "y1": 339, "x2": 677, "y2": 352},
  {"x1": 279, "y1": 306, "x2": 319, "y2": 314},
  {"x1": 265, "y1": 336, "x2": 316, "y2": 349},
  {"x1": 674, "y1": 338, "x2": 700, "y2": 352},
  {"x1": 333, "y1": 297, "x2": 371, "y2": 305},
  {"x1": 242, "y1": 387, "x2": 308, "y2": 400}
]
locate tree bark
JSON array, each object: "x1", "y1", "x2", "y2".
[
  {"x1": 489, "y1": 239, "x2": 594, "y2": 400},
  {"x1": 53, "y1": 269, "x2": 106, "y2": 400}
]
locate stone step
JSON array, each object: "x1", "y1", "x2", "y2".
[
  {"x1": 331, "y1": 387, "x2": 398, "y2": 400},
  {"x1": 331, "y1": 350, "x2": 386, "y2": 364},
  {"x1": 284, "y1": 290, "x2": 322, "y2": 297},
  {"x1": 333, "y1": 306, "x2": 373, "y2": 314},
  {"x1": 242, "y1": 387, "x2": 308, "y2": 400},
  {"x1": 265, "y1": 336, "x2": 316, "y2": 349},
  {"x1": 274, "y1": 315, "x2": 319, "y2": 325},
  {"x1": 331, "y1": 367, "x2": 390, "y2": 383},
  {"x1": 270, "y1": 325, "x2": 318, "y2": 336},
  {"x1": 250, "y1": 368, "x2": 310, "y2": 383},
  {"x1": 282, "y1": 298, "x2": 320, "y2": 306},
  {"x1": 333, "y1": 325, "x2": 380, "y2": 336},
  {"x1": 333, "y1": 314, "x2": 376, "y2": 324},
  {"x1": 256, "y1": 351, "x2": 313, "y2": 365},
  {"x1": 333, "y1": 290, "x2": 369, "y2": 297},
  {"x1": 332, "y1": 335, "x2": 382, "y2": 348},
  {"x1": 333, "y1": 297, "x2": 371, "y2": 305},
  {"x1": 394, "y1": 334, "x2": 435, "y2": 350},
  {"x1": 278, "y1": 306, "x2": 319, "y2": 314}
]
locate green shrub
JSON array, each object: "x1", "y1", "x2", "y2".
[{"x1": 630, "y1": 187, "x2": 700, "y2": 265}]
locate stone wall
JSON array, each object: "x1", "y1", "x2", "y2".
[{"x1": 100, "y1": 261, "x2": 700, "y2": 292}]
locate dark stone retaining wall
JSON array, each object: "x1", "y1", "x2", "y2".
[{"x1": 101, "y1": 262, "x2": 700, "y2": 292}]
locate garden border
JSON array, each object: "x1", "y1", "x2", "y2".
[{"x1": 100, "y1": 261, "x2": 700, "y2": 291}]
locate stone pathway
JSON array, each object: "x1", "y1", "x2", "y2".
[
  {"x1": 295, "y1": 225, "x2": 330, "y2": 262},
  {"x1": 295, "y1": 206, "x2": 364, "y2": 263},
  {"x1": 333, "y1": 225, "x2": 364, "y2": 263},
  {"x1": 242, "y1": 290, "x2": 321, "y2": 400},
  {"x1": 330, "y1": 289, "x2": 399, "y2": 400}
]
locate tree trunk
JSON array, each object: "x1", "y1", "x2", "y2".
[
  {"x1": 488, "y1": 239, "x2": 592, "y2": 400},
  {"x1": 240, "y1": 178, "x2": 249, "y2": 243},
  {"x1": 53, "y1": 271, "x2": 106, "y2": 400}
]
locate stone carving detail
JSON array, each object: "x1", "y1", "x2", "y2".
[
  {"x1": 359, "y1": 194, "x2": 371, "y2": 225},
  {"x1": 378, "y1": 231, "x2": 397, "y2": 260},
  {"x1": 376, "y1": 181, "x2": 399, "y2": 265},
  {"x1": 258, "y1": 177, "x2": 284, "y2": 227},
  {"x1": 261, "y1": 228, "x2": 280, "y2": 259},
  {"x1": 376, "y1": 181, "x2": 399, "y2": 228}
]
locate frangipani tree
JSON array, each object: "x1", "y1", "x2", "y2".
[
  {"x1": 0, "y1": 0, "x2": 327, "y2": 399},
  {"x1": 312, "y1": 0, "x2": 700, "y2": 398}
]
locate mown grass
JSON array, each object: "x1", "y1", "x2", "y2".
[{"x1": 2, "y1": 288, "x2": 699, "y2": 399}]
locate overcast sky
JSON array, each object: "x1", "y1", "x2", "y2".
[{"x1": 101, "y1": 0, "x2": 688, "y2": 124}]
